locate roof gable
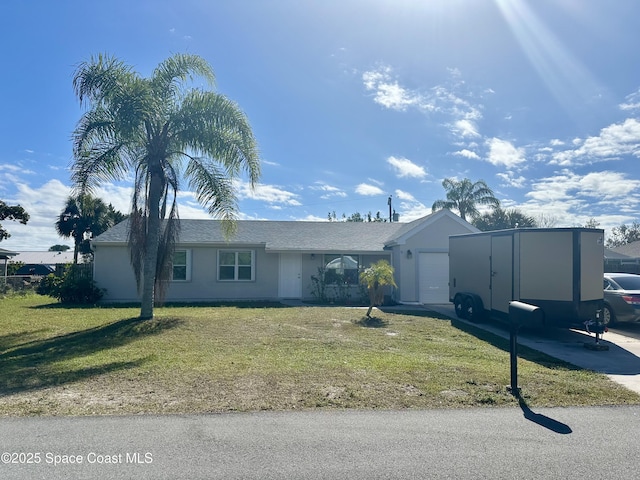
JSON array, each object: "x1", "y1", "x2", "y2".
[{"x1": 384, "y1": 209, "x2": 479, "y2": 246}]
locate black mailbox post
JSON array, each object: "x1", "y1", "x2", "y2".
[{"x1": 508, "y1": 301, "x2": 544, "y2": 397}]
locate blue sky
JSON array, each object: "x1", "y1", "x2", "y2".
[{"x1": 1, "y1": 0, "x2": 640, "y2": 250}]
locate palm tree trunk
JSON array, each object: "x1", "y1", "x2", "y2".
[{"x1": 139, "y1": 170, "x2": 164, "y2": 319}]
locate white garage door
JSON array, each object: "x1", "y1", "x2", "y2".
[{"x1": 418, "y1": 252, "x2": 449, "y2": 304}]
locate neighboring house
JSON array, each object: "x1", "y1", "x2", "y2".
[
  {"x1": 15, "y1": 264, "x2": 55, "y2": 276},
  {"x1": 605, "y1": 241, "x2": 640, "y2": 274},
  {"x1": 8, "y1": 251, "x2": 79, "y2": 275},
  {"x1": 91, "y1": 209, "x2": 478, "y2": 304}
]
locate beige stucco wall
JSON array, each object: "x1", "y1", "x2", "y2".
[
  {"x1": 393, "y1": 215, "x2": 477, "y2": 303},
  {"x1": 94, "y1": 244, "x2": 280, "y2": 302},
  {"x1": 94, "y1": 244, "x2": 391, "y2": 303},
  {"x1": 92, "y1": 245, "x2": 138, "y2": 302}
]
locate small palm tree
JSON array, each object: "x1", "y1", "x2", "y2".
[
  {"x1": 359, "y1": 260, "x2": 397, "y2": 318},
  {"x1": 71, "y1": 53, "x2": 260, "y2": 319},
  {"x1": 55, "y1": 194, "x2": 117, "y2": 263},
  {"x1": 432, "y1": 178, "x2": 500, "y2": 221}
]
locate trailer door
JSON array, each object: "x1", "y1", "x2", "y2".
[{"x1": 490, "y1": 234, "x2": 513, "y2": 315}]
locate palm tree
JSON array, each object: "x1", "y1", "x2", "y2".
[
  {"x1": 359, "y1": 260, "x2": 397, "y2": 318},
  {"x1": 431, "y1": 178, "x2": 500, "y2": 221},
  {"x1": 71, "y1": 53, "x2": 260, "y2": 319},
  {"x1": 55, "y1": 194, "x2": 117, "y2": 263}
]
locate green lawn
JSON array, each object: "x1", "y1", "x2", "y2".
[{"x1": 1, "y1": 294, "x2": 639, "y2": 416}]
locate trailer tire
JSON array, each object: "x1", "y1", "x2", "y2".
[
  {"x1": 454, "y1": 294, "x2": 467, "y2": 319},
  {"x1": 464, "y1": 296, "x2": 485, "y2": 323}
]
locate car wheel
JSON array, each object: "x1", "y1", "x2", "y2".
[
  {"x1": 603, "y1": 304, "x2": 616, "y2": 327},
  {"x1": 454, "y1": 295, "x2": 467, "y2": 319}
]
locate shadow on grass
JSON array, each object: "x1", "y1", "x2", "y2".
[
  {"x1": 354, "y1": 316, "x2": 389, "y2": 328},
  {"x1": 31, "y1": 300, "x2": 291, "y2": 310},
  {"x1": 0, "y1": 316, "x2": 182, "y2": 395},
  {"x1": 379, "y1": 306, "x2": 452, "y2": 321},
  {"x1": 450, "y1": 318, "x2": 583, "y2": 371}
]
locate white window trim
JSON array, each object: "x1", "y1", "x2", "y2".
[
  {"x1": 217, "y1": 250, "x2": 255, "y2": 282},
  {"x1": 172, "y1": 249, "x2": 192, "y2": 282}
]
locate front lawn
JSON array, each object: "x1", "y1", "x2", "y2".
[{"x1": 1, "y1": 295, "x2": 638, "y2": 416}]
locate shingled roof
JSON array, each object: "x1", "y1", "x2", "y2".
[
  {"x1": 609, "y1": 240, "x2": 640, "y2": 258},
  {"x1": 92, "y1": 219, "x2": 405, "y2": 253}
]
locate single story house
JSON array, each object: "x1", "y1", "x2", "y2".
[
  {"x1": 605, "y1": 241, "x2": 640, "y2": 274},
  {"x1": 91, "y1": 209, "x2": 479, "y2": 304},
  {"x1": 7, "y1": 251, "x2": 80, "y2": 276}
]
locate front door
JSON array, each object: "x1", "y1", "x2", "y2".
[{"x1": 279, "y1": 253, "x2": 302, "y2": 298}]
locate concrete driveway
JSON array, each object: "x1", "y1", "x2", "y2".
[{"x1": 422, "y1": 304, "x2": 640, "y2": 395}]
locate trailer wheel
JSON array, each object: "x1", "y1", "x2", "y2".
[
  {"x1": 454, "y1": 295, "x2": 467, "y2": 319},
  {"x1": 464, "y1": 296, "x2": 483, "y2": 323}
]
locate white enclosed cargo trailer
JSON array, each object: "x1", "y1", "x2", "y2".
[{"x1": 449, "y1": 228, "x2": 604, "y2": 329}]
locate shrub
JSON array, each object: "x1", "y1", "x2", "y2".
[
  {"x1": 310, "y1": 266, "x2": 365, "y2": 305},
  {"x1": 37, "y1": 265, "x2": 104, "y2": 304}
]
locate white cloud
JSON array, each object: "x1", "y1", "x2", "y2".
[
  {"x1": 234, "y1": 180, "x2": 301, "y2": 206},
  {"x1": 93, "y1": 183, "x2": 134, "y2": 215},
  {"x1": 453, "y1": 119, "x2": 480, "y2": 138},
  {"x1": 486, "y1": 138, "x2": 526, "y2": 167},
  {"x1": 395, "y1": 189, "x2": 416, "y2": 202},
  {"x1": 620, "y1": 89, "x2": 640, "y2": 111},
  {"x1": 355, "y1": 183, "x2": 385, "y2": 196},
  {"x1": 551, "y1": 118, "x2": 640, "y2": 165},
  {"x1": 523, "y1": 170, "x2": 640, "y2": 223},
  {"x1": 386, "y1": 156, "x2": 427, "y2": 179},
  {"x1": 362, "y1": 66, "x2": 424, "y2": 111},
  {"x1": 497, "y1": 172, "x2": 527, "y2": 188},
  {"x1": 262, "y1": 159, "x2": 280, "y2": 167},
  {"x1": 309, "y1": 182, "x2": 347, "y2": 199},
  {"x1": 0, "y1": 164, "x2": 35, "y2": 174},
  {"x1": 578, "y1": 171, "x2": 640, "y2": 200},
  {"x1": 361, "y1": 65, "x2": 484, "y2": 141},
  {"x1": 453, "y1": 149, "x2": 480, "y2": 160},
  {"x1": 1, "y1": 179, "x2": 72, "y2": 250}
]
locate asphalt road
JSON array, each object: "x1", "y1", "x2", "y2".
[{"x1": 1, "y1": 406, "x2": 639, "y2": 479}]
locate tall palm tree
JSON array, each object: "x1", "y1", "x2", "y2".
[
  {"x1": 55, "y1": 194, "x2": 119, "y2": 263},
  {"x1": 431, "y1": 178, "x2": 500, "y2": 221},
  {"x1": 71, "y1": 53, "x2": 260, "y2": 319}
]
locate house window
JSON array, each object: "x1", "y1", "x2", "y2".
[
  {"x1": 324, "y1": 254, "x2": 359, "y2": 285},
  {"x1": 172, "y1": 250, "x2": 191, "y2": 281},
  {"x1": 218, "y1": 250, "x2": 255, "y2": 281}
]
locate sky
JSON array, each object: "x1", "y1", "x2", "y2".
[{"x1": 1, "y1": 0, "x2": 640, "y2": 251}]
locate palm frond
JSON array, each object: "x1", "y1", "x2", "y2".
[
  {"x1": 151, "y1": 53, "x2": 216, "y2": 100},
  {"x1": 174, "y1": 91, "x2": 260, "y2": 185},
  {"x1": 73, "y1": 53, "x2": 133, "y2": 107},
  {"x1": 154, "y1": 199, "x2": 181, "y2": 305}
]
